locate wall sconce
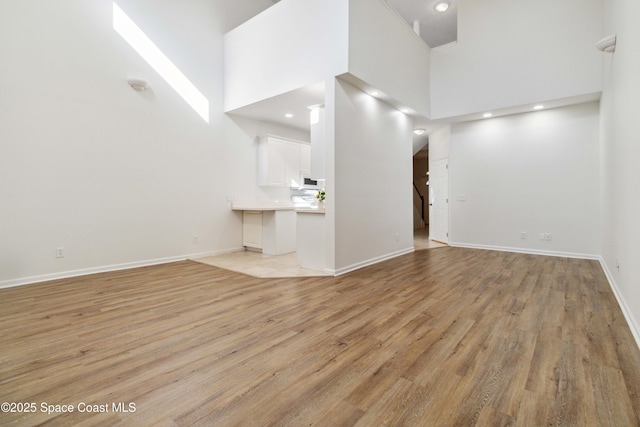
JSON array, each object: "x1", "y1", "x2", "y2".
[
  {"x1": 128, "y1": 79, "x2": 149, "y2": 91},
  {"x1": 596, "y1": 35, "x2": 616, "y2": 53}
]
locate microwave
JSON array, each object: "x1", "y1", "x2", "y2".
[{"x1": 302, "y1": 177, "x2": 321, "y2": 189}]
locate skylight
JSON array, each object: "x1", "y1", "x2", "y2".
[{"x1": 113, "y1": 3, "x2": 210, "y2": 123}]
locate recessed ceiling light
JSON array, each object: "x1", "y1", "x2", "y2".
[
  {"x1": 434, "y1": 2, "x2": 450, "y2": 13},
  {"x1": 371, "y1": 91, "x2": 379, "y2": 96},
  {"x1": 533, "y1": 105, "x2": 544, "y2": 110},
  {"x1": 285, "y1": 113, "x2": 293, "y2": 118},
  {"x1": 413, "y1": 128, "x2": 426, "y2": 135},
  {"x1": 483, "y1": 113, "x2": 493, "y2": 118}
]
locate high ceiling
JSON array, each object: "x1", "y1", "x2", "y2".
[
  {"x1": 232, "y1": 0, "x2": 459, "y2": 133},
  {"x1": 271, "y1": 0, "x2": 458, "y2": 48},
  {"x1": 386, "y1": 0, "x2": 457, "y2": 48}
]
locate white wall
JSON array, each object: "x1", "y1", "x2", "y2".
[
  {"x1": 449, "y1": 102, "x2": 601, "y2": 257},
  {"x1": 428, "y1": 126, "x2": 450, "y2": 162},
  {"x1": 225, "y1": 0, "x2": 430, "y2": 117},
  {"x1": 0, "y1": 0, "x2": 306, "y2": 286},
  {"x1": 223, "y1": 0, "x2": 349, "y2": 112},
  {"x1": 348, "y1": 0, "x2": 430, "y2": 117},
  {"x1": 332, "y1": 79, "x2": 414, "y2": 274},
  {"x1": 600, "y1": 0, "x2": 640, "y2": 343},
  {"x1": 430, "y1": 0, "x2": 603, "y2": 119}
]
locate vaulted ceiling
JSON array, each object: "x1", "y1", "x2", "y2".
[
  {"x1": 385, "y1": 0, "x2": 457, "y2": 47},
  {"x1": 270, "y1": 0, "x2": 457, "y2": 48},
  {"x1": 237, "y1": 0, "x2": 458, "y2": 133}
]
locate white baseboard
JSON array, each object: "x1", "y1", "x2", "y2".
[
  {"x1": 188, "y1": 247, "x2": 244, "y2": 260},
  {"x1": 599, "y1": 258, "x2": 640, "y2": 351},
  {"x1": 0, "y1": 247, "x2": 244, "y2": 289},
  {"x1": 448, "y1": 242, "x2": 600, "y2": 260},
  {"x1": 334, "y1": 247, "x2": 415, "y2": 276}
]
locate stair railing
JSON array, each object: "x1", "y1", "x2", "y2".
[{"x1": 413, "y1": 182, "x2": 425, "y2": 227}]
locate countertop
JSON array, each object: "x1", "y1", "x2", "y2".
[
  {"x1": 231, "y1": 202, "x2": 295, "y2": 211},
  {"x1": 295, "y1": 207, "x2": 325, "y2": 214},
  {"x1": 231, "y1": 202, "x2": 325, "y2": 214}
]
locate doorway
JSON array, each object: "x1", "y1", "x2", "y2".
[
  {"x1": 412, "y1": 149, "x2": 429, "y2": 230},
  {"x1": 413, "y1": 149, "x2": 447, "y2": 250}
]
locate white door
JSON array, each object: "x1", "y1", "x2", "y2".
[{"x1": 429, "y1": 159, "x2": 449, "y2": 244}]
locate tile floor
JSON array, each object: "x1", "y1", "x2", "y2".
[
  {"x1": 193, "y1": 227, "x2": 446, "y2": 278},
  {"x1": 194, "y1": 251, "x2": 331, "y2": 278},
  {"x1": 413, "y1": 227, "x2": 448, "y2": 250}
]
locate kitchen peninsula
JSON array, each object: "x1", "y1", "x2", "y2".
[
  {"x1": 232, "y1": 202, "x2": 327, "y2": 273},
  {"x1": 231, "y1": 202, "x2": 297, "y2": 255},
  {"x1": 295, "y1": 206, "x2": 326, "y2": 271}
]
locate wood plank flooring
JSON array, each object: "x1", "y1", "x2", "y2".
[{"x1": 1, "y1": 247, "x2": 639, "y2": 426}]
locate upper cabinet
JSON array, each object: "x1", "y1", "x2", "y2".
[
  {"x1": 258, "y1": 135, "x2": 310, "y2": 187},
  {"x1": 300, "y1": 143, "x2": 311, "y2": 177},
  {"x1": 309, "y1": 105, "x2": 325, "y2": 180}
]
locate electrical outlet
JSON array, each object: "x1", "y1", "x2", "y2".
[
  {"x1": 193, "y1": 236, "x2": 199, "y2": 244},
  {"x1": 545, "y1": 233, "x2": 552, "y2": 241},
  {"x1": 56, "y1": 247, "x2": 65, "y2": 258},
  {"x1": 539, "y1": 233, "x2": 545, "y2": 241},
  {"x1": 520, "y1": 232, "x2": 526, "y2": 240},
  {"x1": 616, "y1": 259, "x2": 621, "y2": 272}
]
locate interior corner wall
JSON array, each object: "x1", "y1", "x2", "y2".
[
  {"x1": 223, "y1": 0, "x2": 349, "y2": 112},
  {"x1": 333, "y1": 79, "x2": 413, "y2": 274},
  {"x1": 348, "y1": 0, "x2": 430, "y2": 117},
  {"x1": 600, "y1": 0, "x2": 640, "y2": 345},
  {"x1": 449, "y1": 102, "x2": 601, "y2": 258},
  {"x1": 322, "y1": 78, "x2": 337, "y2": 273},
  {"x1": 430, "y1": 0, "x2": 603, "y2": 119},
  {"x1": 0, "y1": 0, "x2": 302, "y2": 287}
]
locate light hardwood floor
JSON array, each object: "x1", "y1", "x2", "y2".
[{"x1": 1, "y1": 247, "x2": 639, "y2": 426}]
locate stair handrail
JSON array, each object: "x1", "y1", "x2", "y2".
[{"x1": 413, "y1": 182, "x2": 425, "y2": 226}]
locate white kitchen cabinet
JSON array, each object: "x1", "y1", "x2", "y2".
[
  {"x1": 282, "y1": 141, "x2": 300, "y2": 187},
  {"x1": 300, "y1": 143, "x2": 311, "y2": 176},
  {"x1": 237, "y1": 207, "x2": 296, "y2": 255},
  {"x1": 242, "y1": 211, "x2": 263, "y2": 250},
  {"x1": 257, "y1": 135, "x2": 309, "y2": 187},
  {"x1": 310, "y1": 106, "x2": 325, "y2": 179}
]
